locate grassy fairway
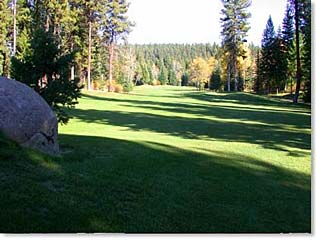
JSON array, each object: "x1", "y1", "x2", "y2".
[{"x1": 0, "y1": 86, "x2": 311, "y2": 233}]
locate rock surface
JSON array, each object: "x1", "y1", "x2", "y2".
[{"x1": 0, "y1": 77, "x2": 59, "y2": 155}]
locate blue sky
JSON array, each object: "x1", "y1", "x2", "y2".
[{"x1": 127, "y1": 0, "x2": 288, "y2": 46}]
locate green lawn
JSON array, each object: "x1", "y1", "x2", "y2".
[{"x1": 0, "y1": 86, "x2": 311, "y2": 233}]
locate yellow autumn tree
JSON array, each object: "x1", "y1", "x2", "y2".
[
  {"x1": 237, "y1": 44, "x2": 254, "y2": 91},
  {"x1": 220, "y1": 50, "x2": 232, "y2": 91},
  {"x1": 208, "y1": 57, "x2": 216, "y2": 73},
  {"x1": 189, "y1": 57, "x2": 211, "y2": 90}
]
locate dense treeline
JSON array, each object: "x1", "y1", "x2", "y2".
[
  {"x1": 111, "y1": 43, "x2": 259, "y2": 92},
  {"x1": 256, "y1": 0, "x2": 311, "y2": 102},
  {"x1": 0, "y1": 0, "x2": 311, "y2": 109},
  {"x1": 116, "y1": 43, "x2": 221, "y2": 88}
]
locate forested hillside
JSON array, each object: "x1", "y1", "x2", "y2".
[
  {"x1": 117, "y1": 43, "x2": 258, "y2": 91},
  {"x1": 0, "y1": 0, "x2": 311, "y2": 103}
]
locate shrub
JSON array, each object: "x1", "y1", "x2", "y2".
[
  {"x1": 106, "y1": 80, "x2": 115, "y2": 92},
  {"x1": 92, "y1": 80, "x2": 100, "y2": 90},
  {"x1": 123, "y1": 81, "x2": 134, "y2": 92},
  {"x1": 152, "y1": 79, "x2": 161, "y2": 86},
  {"x1": 114, "y1": 84, "x2": 123, "y2": 93}
]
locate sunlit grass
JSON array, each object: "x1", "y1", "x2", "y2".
[{"x1": 0, "y1": 86, "x2": 311, "y2": 233}]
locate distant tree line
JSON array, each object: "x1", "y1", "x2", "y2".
[
  {"x1": 0, "y1": 0, "x2": 310, "y2": 105},
  {"x1": 112, "y1": 42, "x2": 259, "y2": 93},
  {"x1": 115, "y1": 43, "x2": 221, "y2": 89}
]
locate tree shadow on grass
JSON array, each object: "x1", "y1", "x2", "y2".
[
  {"x1": 183, "y1": 91, "x2": 311, "y2": 110},
  {"x1": 120, "y1": 102, "x2": 310, "y2": 130},
  {"x1": 69, "y1": 107, "x2": 310, "y2": 153},
  {"x1": 0, "y1": 134, "x2": 310, "y2": 233},
  {"x1": 82, "y1": 93, "x2": 311, "y2": 128}
]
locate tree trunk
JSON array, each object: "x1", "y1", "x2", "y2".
[
  {"x1": 41, "y1": 12, "x2": 50, "y2": 88},
  {"x1": 233, "y1": 54, "x2": 238, "y2": 91},
  {"x1": 87, "y1": 20, "x2": 92, "y2": 90},
  {"x1": 293, "y1": 0, "x2": 302, "y2": 104},
  {"x1": 70, "y1": 41, "x2": 75, "y2": 80},
  {"x1": 227, "y1": 64, "x2": 231, "y2": 92},
  {"x1": 71, "y1": 66, "x2": 75, "y2": 80},
  {"x1": 108, "y1": 43, "x2": 114, "y2": 92},
  {"x1": 12, "y1": 0, "x2": 16, "y2": 56},
  {"x1": 45, "y1": 14, "x2": 50, "y2": 32}
]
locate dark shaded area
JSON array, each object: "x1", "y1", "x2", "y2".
[
  {"x1": 0, "y1": 134, "x2": 311, "y2": 233},
  {"x1": 78, "y1": 93, "x2": 311, "y2": 152},
  {"x1": 182, "y1": 91, "x2": 310, "y2": 109}
]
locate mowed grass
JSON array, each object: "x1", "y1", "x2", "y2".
[{"x1": 0, "y1": 86, "x2": 311, "y2": 233}]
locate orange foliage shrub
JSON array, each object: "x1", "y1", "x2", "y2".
[
  {"x1": 105, "y1": 80, "x2": 124, "y2": 93},
  {"x1": 114, "y1": 84, "x2": 123, "y2": 93},
  {"x1": 92, "y1": 81, "x2": 100, "y2": 90},
  {"x1": 152, "y1": 79, "x2": 161, "y2": 86}
]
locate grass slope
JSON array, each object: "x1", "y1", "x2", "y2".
[{"x1": 0, "y1": 86, "x2": 311, "y2": 233}]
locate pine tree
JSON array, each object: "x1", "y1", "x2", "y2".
[
  {"x1": 14, "y1": 0, "x2": 32, "y2": 61},
  {"x1": 260, "y1": 16, "x2": 276, "y2": 93},
  {"x1": 81, "y1": 0, "x2": 99, "y2": 90},
  {"x1": 181, "y1": 72, "x2": 189, "y2": 86},
  {"x1": 220, "y1": 0, "x2": 251, "y2": 91},
  {"x1": 148, "y1": 65, "x2": 154, "y2": 84},
  {"x1": 158, "y1": 64, "x2": 168, "y2": 85},
  {"x1": 210, "y1": 66, "x2": 222, "y2": 91},
  {"x1": 282, "y1": 2, "x2": 295, "y2": 93},
  {"x1": 103, "y1": 0, "x2": 133, "y2": 91},
  {"x1": 301, "y1": 0, "x2": 311, "y2": 103},
  {"x1": 271, "y1": 27, "x2": 288, "y2": 93},
  {"x1": 168, "y1": 68, "x2": 177, "y2": 86},
  {"x1": 141, "y1": 63, "x2": 150, "y2": 84},
  {"x1": 290, "y1": 0, "x2": 303, "y2": 103},
  {"x1": 10, "y1": 1, "x2": 83, "y2": 124},
  {"x1": 11, "y1": 28, "x2": 82, "y2": 124},
  {"x1": 254, "y1": 50, "x2": 263, "y2": 93}
]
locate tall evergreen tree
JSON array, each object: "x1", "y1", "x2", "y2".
[
  {"x1": 274, "y1": 27, "x2": 288, "y2": 92},
  {"x1": 168, "y1": 68, "x2": 177, "y2": 86},
  {"x1": 254, "y1": 50, "x2": 263, "y2": 93},
  {"x1": 210, "y1": 66, "x2": 222, "y2": 91},
  {"x1": 301, "y1": 1, "x2": 311, "y2": 103},
  {"x1": 80, "y1": 0, "x2": 101, "y2": 90},
  {"x1": 11, "y1": 28, "x2": 82, "y2": 124},
  {"x1": 282, "y1": 2, "x2": 295, "y2": 93},
  {"x1": 290, "y1": 0, "x2": 303, "y2": 103},
  {"x1": 260, "y1": 16, "x2": 276, "y2": 93},
  {"x1": 220, "y1": 0, "x2": 251, "y2": 91},
  {"x1": 103, "y1": 0, "x2": 133, "y2": 91},
  {"x1": 158, "y1": 63, "x2": 168, "y2": 85},
  {"x1": 15, "y1": 0, "x2": 32, "y2": 61},
  {"x1": 141, "y1": 63, "x2": 150, "y2": 84}
]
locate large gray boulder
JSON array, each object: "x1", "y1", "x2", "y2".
[{"x1": 0, "y1": 77, "x2": 59, "y2": 155}]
